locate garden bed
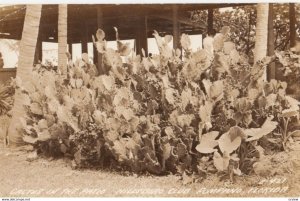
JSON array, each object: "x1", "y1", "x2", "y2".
[{"x1": 1, "y1": 28, "x2": 300, "y2": 197}]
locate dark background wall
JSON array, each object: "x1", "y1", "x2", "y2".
[{"x1": 0, "y1": 68, "x2": 16, "y2": 85}]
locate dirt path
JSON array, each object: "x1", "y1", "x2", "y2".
[{"x1": 0, "y1": 143, "x2": 299, "y2": 198}]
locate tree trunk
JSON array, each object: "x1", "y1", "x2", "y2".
[
  {"x1": 289, "y1": 3, "x2": 296, "y2": 48},
  {"x1": 207, "y1": 8, "x2": 214, "y2": 34},
  {"x1": 8, "y1": 5, "x2": 42, "y2": 146},
  {"x1": 96, "y1": 6, "x2": 104, "y2": 75},
  {"x1": 254, "y1": 3, "x2": 269, "y2": 64},
  {"x1": 58, "y1": 4, "x2": 68, "y2": 75},
  {"x1": 267, "y1": 3, "x2": 275, "y2": 81},
  {"x1": 172, "y1": 5, "x2": 180, "y2": 50}
]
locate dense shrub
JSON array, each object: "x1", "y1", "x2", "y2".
[
  {"x1": 19, "y1": 28, "x2": 299, "y2": 179},
  {"x1": 0, "y1": 82, "x2": 14, "y2": 115},
  {"x1": 0, "y1": 81, "x2": 14, "y2": 144},
  {"x1": 275, "y1": 50, "x2": 300, "y2": 100}
]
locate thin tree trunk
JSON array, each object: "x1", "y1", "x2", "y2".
[
  {"x1": 246, "y1": 11, "x2": 252, "y2": 55},
  {"x1": 58, "y1": 4, "x2": 68, "y2": 75},
  {"x1": 172, "y1": 5, "x2": 180, "y2": 50},
  {"x1": 254, "y1": 3, "x2": 269, "y2": 64},
  {"x1": 289, "y1": 3, "x2": 296, "y2": 48},
  {"x1": 207, "y1": 8, "x2": 214, "y2": 34},
  {"x1": 267, "y1": 3, "x2": 275, "y2": 81},
  {"x1": 8, "y1": 5, "x2": 42, "y2": 145},
  {"x1": 96, "y1": 6, "x2": 104, "y2": 75}
]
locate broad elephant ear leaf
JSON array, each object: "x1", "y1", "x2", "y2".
[
  {"x1": 202, "y1": 79, "x2": 224, "y2": 101},
  {"x1": 202, "y1": 79, "x2": 212, "y2": 97},
  {"x1": 199, "y1": 101, "x2": 213, "y2": 130},
  {"x1": 38, "y1": 119, "x2": 48, "y2": 130},
  {"x1": 223, "y1": 41, "x2": 235, "y2": 55},
  {"x1": 213, "y1": 151, "x2": 230, "y2": 171},
  {"x1": 165, "y1": 88, "x2": 177, "y2": 106},
  {"x1": 162, "y1": 141, "x2": 171, "y2": 161},
  {"x1": 196, "y1": 131, "x2": 219, "y2": 153},
  {"x1": 82, "y1": 53, "x2": 89, "y2": 63},
  {"x1": 245, "y1": 116, "x2": 278, "y2": 142},
  {"x1": 153, "y1": 30, "x2": 164, "y2": 49},
  {"x1": 101, "y1": 75, "x2": 115, "y2": 91},
  {"x1": 103, "y1": 130, "x2": 119, "y2": 144},
  {"x1": 210, "y1": 80, "x2": 224, "y2": 101},
  {"x1": 30, "y1": 102, "x2": 43, "y2": 115},
  {"x1": 115, "y1": 106, "x2": 134, "y2": 121},
  {"x1": 213, "y1": 33, "x2": 225, "y2": 52},
  {"x1": 164, "y1": 35, "x2": 173, "y2": 44},
  {"x1": 218, "y1": 126, "x2": 244, "y2": 154},
  {"x1": 93, "y1": 110, "x2": 107, "y2": 125},
  {"x1": 111, "y1": 140, "x2": 128, "y2": 162},
  {"x1": 23, "y1": 135, "x2": 38, "y2": 144},
  {"x1": 177, "y1": 114, "x2": 194, "y2": 128},
  {"x1": 180, "y1": 87, "x2": 192, "y2": 110},
  {"x1": 180, "y1": 33, "x2": 191, "y2": 51},
  {"x1": 117, "y1": 41, "x2": 132, "y2": 56},
  {"x1": 37, "y1": 130, "x2": 52, "y2": 142},
  {"x1": 57, "y1": 105, "x2": 79, "y2": 132},
  {"x1": 280, "y1": 96, "x2": 300, "y2": 118},
  {"x1": 96, "y1": 29, "x2": 105, "y2": 41},
  {"x1": 229, "y1": 49, "x2": 240, "y2": 65}
]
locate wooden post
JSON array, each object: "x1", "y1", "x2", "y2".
[
  {"x1": 81, "y1": 24, "x2": 88, "y2": 53},
  {"x1": 67, "y1": 33, "x2": 72, "y2": 61},
  {"x1": 93, "y1": 43, "x2": 98, "y2": 64},
  {"x1": 136, "y1": 16, "x2": 148, "y2": 56},
  {"x1": 207, "y1": 8, "x2": 214, "y2": 33},
  {"x1": 68, "y1": 43, "x2": 72, "y2": 56},
  {"x1": 267, "y1": 3, "x2": 275, "y2": 81},
  {"x1": 97, "y1": 6, "x2": 104, "y2": 74},
  {"x1": 34, "y1": 38, "x2": 42, "y2": 64},
  {"x1": 81, "y1": 41, "x2": 88, "y2": 53},
  {"x1": 172, "y1": 5, "x2": 180, "y2": 50},
  {"x1": 34, "y1": 26, "x2": 43, "y2": 64},
  {"x1": 289, "y1": 3, "x2": 296, "y2": 47}
]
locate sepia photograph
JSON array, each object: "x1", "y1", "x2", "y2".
[{"x1": 0, "y1": 1, "x2": 300, "y2": 200}]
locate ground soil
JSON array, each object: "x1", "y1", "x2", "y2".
[{"x1": 0, "y1": 140, "x2": 300, "y2": 198}]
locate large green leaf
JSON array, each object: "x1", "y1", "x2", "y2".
[
  {"x1": 57, "y1": 105, "x2": 79, "y2": 132},
  {"x1": 30, "y1": 102, "x2": 43, "y2": 115},
  {"x1": 281, "y1": 96, "x2": 300, "y2": 118},
  {"x1": 96, "y1": 29, "x2": 105, "y2": 41},
  {"x1": 223, "y1": 41, "x2": 235, "y2": 55},
  {"x1": 199, "y1": 101, "x2": 213, "y2": 130},
  {"x1": 38, "y1": 119, "x2": 48, "y2": 130},
  {"x1": 245, "y1": 116, "x2": 278, "y2": 141},
  {"x1": 23, "y1": 135, "x2": 38, "y2": 144},
  {"x1": 213, "y1": 151, "x2": 230, "y2": 171},
  {"x1": 165, "y1": 88, "x2": 177, "y2": 105},
  {"x1": 202, "y1": 79, "x2": 224, "y2": 101},
  {"x1": 177, "y1": 114, "x2": 194, "y2": 128},
  {"x1": 196, "y1": 131, "x2": 219, "y2": 153},
  {"x1": 180, "y1": 33, "x2": 191, "y2": 50},
  {"x1": 213, "y1": 33, "x2": 225, "y2": 52},
  {"x1": 210, "y1": 80, "x2": 224, "y2": 101},
  {"x1": 103, "y1": 130, "x2": 119, "y2": 143},
  {"x1": 115, "y1": 106, "x2": 134, "y2": 121},
  {"x1": 218, "y1": 126, "x2": 244, "y2": 154},
  {"x1": 164, "y1": 35, "x2": 173, "y2": 44},
  {"x1": 180, "y1": 87, "x2": 192, "y2": 110},
  {"x1": 117, "y1": 41, "x2": 132, "y2": 56},
  {"x1": 203, "y1": 36, "x2": 214, "y2": 55}
]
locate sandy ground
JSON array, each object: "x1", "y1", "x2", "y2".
[{"x1": 0, "y1": 141, "x2": 299, "y2": 198}]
